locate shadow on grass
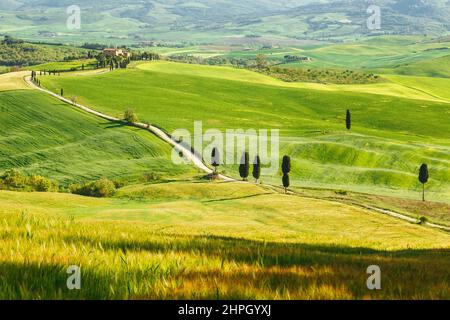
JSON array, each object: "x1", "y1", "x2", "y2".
[
  {"x1": 0, "y1": 261, "x2": 112, "y2": 300},
  {"x1": 62, "y1": 232, "x2": 450, "y2": 260},
  {"x1": 60, "y1": 230, "x2": 450, "y2": 298},
  {"x1": 0, "y1": 259, "x2": 360, "y2": 299},
  {"x1": 2, "y1": 234, "x2": 449, "y2": 299},
  {"x1": 103, "y1": 122, "x2": 126, "y2": 129}
]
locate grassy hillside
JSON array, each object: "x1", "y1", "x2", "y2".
[
  {"x1": 136, "y1": 62, "x2": 447, "y2": 102},
  {"x1": 222, "y1": 36, "x2": 450, "y2": 71},
  {"x1": 0, "y1": 90, "x2": 195, "y2": 185},
  {"x1": 1, "y1": 182, "x2": 449, "y2": 299},
  {"x1": 0, "y1": 71, "x2": 30, "y2": 91},
  {"x1": 384, "y1": 74, "x2": 450, "y2": 102},
  {"x1": 39, "y1": 61, "x2": 450, "y2": 201},
  {"x1": 303, "y1": 38, "x2": 450, "y2": 70},
  {"x1": 390, "y1": 54, "x2": 450, "y2": 78}
]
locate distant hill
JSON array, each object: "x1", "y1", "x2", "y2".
[
  {"x1": 393, "y1": 54, "x2": 450, "y2": 78},
  {"x1": 0, "y1": 0, "x2": 449, "y2": 45}
]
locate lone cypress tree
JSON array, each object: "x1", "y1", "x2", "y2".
[
  {"x1": 253, "y1": 155, "x2": 261, "y2": 183},
  {"x1": 239, "y1": 152, "x2": 250, "y2": 181},
  {"x1": 282, "y1": 156, "x2": 291, "y2": 176},
  {"x1": 346, "y1": 109, "x2": 351, "y2": 130},
  {"x1": 419, "y1": 164, "x2": 429, "y2": 202},
  {"x1": 61, "y1": 88, "x2": 64, "y2": 97},
  {"x1": 211, "y1": 147, "x2": 220, "y2": 174},
  {"x1": 282, "y1": 155, "x2": 291, "y2": 194}
]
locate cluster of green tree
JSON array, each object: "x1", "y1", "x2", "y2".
[
  {"x1": 260, "y1": 66, "x2": 383, "y2": 85},
  {"x1": 69, "y1": 178, "x2": 116, "y2": 198},
  {"x1": 0, "y1": 168, "x2": 128, "y2": 198},
  {"x1": 131, "y1": 52, "x2": 161, "y2": 61},
  {"x1": 2, "y1": 35, "x2": 24, "y2": 45},
  {"x1": 0, "y1": 169, "x2": 58, "y2": 192},
  {"x1": 94, "y1": 53, "x2": 130, "y2": 70},
  {"x1": 0, "y1": 36, "x2": 90, "y2": 67},
  {"x1": 123, "y1": 109, "x2": 139, "y2": 123},
  {"x1": 168, "y1": 54, "x2": 250, "y2": 68},
  {"x1": 283, "y1": 55, "x2": 311, "y2": 62}
]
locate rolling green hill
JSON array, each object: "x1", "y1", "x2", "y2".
[
  {"x1": 384, "y1": 74, "x2": 450, "y2": 102},
  {"x1": 39, "y1": 61, "x2": 450, "y2": 201},
  {"x1": 390, "y1": 54, "x2": 450, "y2": 78},
  {"x1": 1, "y1": 0, "x2": 449, "y2": 303},
  {"x1": 276, "y1": 36, "x2": 450, "y2": 70},
  {"x1": 0, "y1": 40, "x2": 449, "y2": 302},
  {"x1": 0, "y1": 90, "x2": 195, "y2": 185},
  {"x1": 189, "y1": 36, "x2": 450, "y2": 79},
  {"x1": 1, "y1": 1, "x2": 449, "y2": 45},
  {"x1": 0, "y1": 71, "x2": 30, "y2": 91}
]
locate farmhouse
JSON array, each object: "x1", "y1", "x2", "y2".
[{"x1": 103, "y1": 48, "x2": 132, "y2": 59}]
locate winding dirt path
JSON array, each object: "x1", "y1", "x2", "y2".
[{"x1": 21, "y1": 72, "x2": 449, "y2": 232}]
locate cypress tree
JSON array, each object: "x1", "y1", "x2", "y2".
[
  {"x1": 281, "y1": 155, "x2": 291, "y2": 194},
  {"x1": 419, "y1": 164, "x2": 429, "y2": 202},
  {"x1": 253, "y1": 155, "x2": 261, "y2": 183},
  {"x1": 282, "y1": 155, "x2": 291, "y2": 175},
  {"x1": 239, "y1": 152, "x2": 250, "y2": 181}
]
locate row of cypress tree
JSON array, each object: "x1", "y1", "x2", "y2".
[
  {"x1": 211, "y1": 148, "x2": 291, "y2": 193},
  {"x1": 210, "y1": 109, "x2": 430, "y2": 200}
]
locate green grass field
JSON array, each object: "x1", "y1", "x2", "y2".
[
  {"x1": 38, "y1": 61, "x2": 450, "y2": 202},
  {"x1": 1, "y1": 46, "x2": 449, "y2": 300},
  {"x1": 136, "y1": 62, "x2": 448, "y2": 102},
  {"x1": 1, "y1": 182, "x2": 449, "y2": 299},
  {"x1": 301, "y1": 39, "x2": 450, "y2": 70},
  {"x1": 0, "y1": 90, "x2": 195, "y2": 185},
  {"x1": 387, "y1": 55, "x2": 450, "y2": 78},
  {"x1": 0, "y1": 71, "x2": 30, "y2": 91},
  {"x1": 383, "y1": 74, "x2": 450, "y2": 102}
]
